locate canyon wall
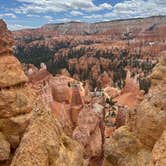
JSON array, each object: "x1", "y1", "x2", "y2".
[
  {"x1": 103, "y1": 55, "x2": 166, "y2": 166},
  {"x1": 0, "y1": 19, "x2": 35, "y2": 165},
  {"x1": 13, "y1": 16, "x2": 166, "y2": 91},
  {"x1": 14, "y1": 16, "x2": 166, "y2": 36},
  {"x1": 0, "y1": 19, "x2": 84, "y2": 166},
  {"x1": 0, "y1": 17, "x2": 166, "y2": 166}
]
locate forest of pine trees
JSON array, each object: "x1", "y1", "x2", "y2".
[{"x1": 14, "y1": 43, "x2": 156, "y2": 92}]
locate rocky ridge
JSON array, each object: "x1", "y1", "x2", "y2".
[
  {"x1": 15, "y1": 16, "x2": 166, "y2": 36},
  {"x1": 103, "y1": 55, "x2": 166, "y2": 166},
  {"x1": 0, "y1": 17, "x2": 166, "y2": 166},
  {"x1": 0, "y1": 19, "x2": 85, "y2": 166},
  {"x1": 13, "y1": 16, "x2": 166, "y2": 91},
  {"x1": 0, "y1": 19, "x2": 35, "y2": 166}
]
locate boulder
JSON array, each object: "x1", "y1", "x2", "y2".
[
  {"x1": 0, "y1": 86, "x2": 34, "y2": 118},
  {"x1": 134, "y1": 86, "x2": 166, "y2": 148},
  {"x1": 0, "y1": 56, "x2": 28, "y2": 88},
  {"x1": 151, "y1": 55, "x2": 166, "y2": 86},
  {"x1": 104, "y1": 126, "x2": 152, "y2": 166},
  {"x1": 0, "y1": 19, "x2": 27, "y2": 88},
  {"x1": 0, "y1": 113, "x2": 32, "y2": 148}
]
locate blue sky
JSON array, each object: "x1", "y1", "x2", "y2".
[{"x1": 0, "y1": 0, "x2": 166, "y2": 30}]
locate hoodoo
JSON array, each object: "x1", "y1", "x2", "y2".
[{"x1": 0, "y1": 4, "x2": 166, "y2": 165}]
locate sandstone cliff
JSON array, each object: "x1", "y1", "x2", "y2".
[
  {"x1": 14, "y1": 16, "x2": 166, "y2": 36},
  {"x1": 103, "y1": 55, "x2": 166, "y2": 166},
  {"x1": 0, "y1": 19, "x2": 85, "y2": 166},
  {"x1": 10, "y1": 101, "x2": 83, "y2": 166},
  {"x1": 1, "y1": 17, "x2": 166, "y2": 166},
  {"x1": 0, "y1": 19, "x2": 35, "y2": 166}
]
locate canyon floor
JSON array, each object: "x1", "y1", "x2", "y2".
[{"x1": 0, "y1": 16, "x2": 166, "y2": 166}]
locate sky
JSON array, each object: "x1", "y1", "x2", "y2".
[{"x1": 0, "y1": 0, "x2": 166, "y2": 30}]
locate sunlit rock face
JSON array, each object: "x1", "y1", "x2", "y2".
[
  {"x1": 10, "y1": 102, "x2": 84, "y2": 166},
  {"x1": 0, "y1": 19, "x2": 85, "y2": 166},
  {"x1": 103, "y1": 56, "x2": 166, "y2": 166},
  {"x1": 133, "y1": 56, "x2": 166, "y2": 148},
  {"x1": 114, "y1": 70, "x2": 144, "y2": 109},
  {"x1": 73, "y1": 103, "x2": 105, "y2": 166},
  {"x1": 26, "y1": 63, "x2": 106, "y2": 165},
  {"x1": 151, "y1": 53, "x2": 166, "y2": 86},
  {"x1": 0, "y1": 20, "x2": 36, "y2": 166},
  {"x1": 1, "y1": 17, "x2": 166, "y2": 166},
  {"x1": 0, "y1": 20, "x2": 27, "y2": 88}
]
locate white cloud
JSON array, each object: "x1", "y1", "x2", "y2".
[
  {"x1": 44, "y1": 15, "x2": 53, "y2": 20},
  {"x1": 103, "y1": 0, "x2": 166, "y2": 20},
  {"x1": 5, "y1": 0, "x2": 166, "y2": 25},
  {"x1": 55, "y1": 18, "x2": 71, "y2": 23},
  {"x1": 0, "y1": 13, "x2": 17, "y2": 19},
  {"x1": 83, "y1": 14, "x2": 103, "y2": 19},
  {"x1": 79, "y1": 0, "x2": 166, "y2": 22},
  {"x1": 152, "y1": 0, "x2": 166, "y2": 5},
  {"x1": 70, "y1": 11, "x2": 83, "y2": 16},
  {"x1": 55, "y1": 18, "x2": 81, "y2": 23},
  {"x1": 14, "y1": 0, "x2": 112, "y2": 14},
  {"x1": 99, "y1": 3, "x2": 112, "y2": 10},
  {"x1": 44, "y1": 15, "x2": 55, "y2": 23},
  {"x1": 27, "y1": 14, "x2": 40, "y2": 18},
  {"x1": 7, "y1": 24, "x2": 36, "y2": 30}
]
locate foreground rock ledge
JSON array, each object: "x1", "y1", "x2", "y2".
[
  {"x1": 10, "y1": 102, "x2": 84, "y2": 166},
  {"x1": 0, "y1": 19, "x2": 35, "y2": 165}
]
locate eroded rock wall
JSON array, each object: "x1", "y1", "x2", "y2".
[
  {"x1": 10, "y1": 101, "x2": 84, "y2": 166},
  {"x1": 0, "y1": 19, "x2": 35, "y2": 165},
  {"x1": 103, "y1": 55, "x2": 166, "y2": 166},
  {"x1": 0, "y1": 19, "x2": 84, "y2": 166}
]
